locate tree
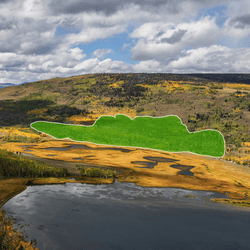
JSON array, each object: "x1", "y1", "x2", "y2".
[{"x1": 0, "y1": 208, "x2": 37, "y2": 249}]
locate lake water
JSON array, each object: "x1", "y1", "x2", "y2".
[{"x1": 2, "y1": 181, "x2": 250, "y2": 250}]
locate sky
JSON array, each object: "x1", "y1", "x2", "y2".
[{"x1": 0, "y1": 0, "x2": 250, "y2": 84}]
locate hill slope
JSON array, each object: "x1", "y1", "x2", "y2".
[
  {"x1": 0, "y1": 73, "x2": 249, "y2": 159},
  {"x1": 31, "y1": 115, "x2": 225, "y2": 157}
]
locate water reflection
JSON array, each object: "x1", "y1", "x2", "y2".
[
  {"x1": 143, "y1": 156, "x2": 178, "y2": 162},
  {"x1": 3, "y1": 181, "x2": 231, "y2": 212},
  {"x1": 132, "y1": 155, "x2": 179, "y2": 169},
  {"x1": 170, "y1": 164, "x2": 195, "y2": 176},
  {"x1": 2, "y1": 181, "x2": 250, "y2": 250},
  {"x1": 132, "y1": 156, "x2": 195, "y2": 176},
  {"x1": 131, "y1": 160, "x2": 157, "y2": 169},
  {"x1": 42, "y1": 143, "x2": 132, "y2": 153}
]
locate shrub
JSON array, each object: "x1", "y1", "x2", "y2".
[
  {"x1": 0, "y1": 208, "x2": 37, "y2": 249},
  {"x1": 136, "y1": 107, "x2": 144, "y2": 113},
  {"x1": 0, "y1": 149, "x2": 69, "y2": 179},
  {"x1": 165, "y1": 98, "x2": 180, "y2": 104},
  {"x1": 210, "y1": 84, "x2": 223, "y2": 89},
  {"x1": 201, "y1": 102, "x2": 211, "y2": 109},
  {"x1": 79, "y1": 166, "x2": 116, "y2": 178},
  {"x1": 3, "y1": 134, "x2": 39, "y2": 143}
]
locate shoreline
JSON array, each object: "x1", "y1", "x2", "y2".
[
  {"x1": 3, "y1": 180, "x2": 250, "y2": 250},
  {"x1": 1, "y1": 173, "x2": 250, "y2": 211},
  {"x1": 1, "y1": 140, "x2": 250, "y2": 209},
  {"x1": 0, "y1": 176, "x2": 117, "y2": 209}
]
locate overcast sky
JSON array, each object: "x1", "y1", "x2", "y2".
[{"x1": 0, "y1": 0, "x2": 250, "y2": 84}]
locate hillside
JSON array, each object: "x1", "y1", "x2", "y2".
[
  {"x1": 31, "y1": 115, "x2": 225, "y2": 157},
  {"x1": 0, "y1": 73, "x2": 250, "y2": 163}
]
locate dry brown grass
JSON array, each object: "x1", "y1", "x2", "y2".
[
  {"x1": 242, "y1": 142, "x2": 250, "y2": 147},
  {"x1": 0, "y1": 127, "x2": 41, "y2": 142},
  {"x1": 1, "y1": 140, "x2": 250, "y2": 206},
  {"x1": 222, "y1": 83, "x2": 250, "y2": 91}
]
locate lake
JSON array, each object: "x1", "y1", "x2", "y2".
[{"x1": 2, "y1": 180, "x2": 250, "y2": 250}]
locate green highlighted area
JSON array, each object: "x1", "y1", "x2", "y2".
[{"x1": 30, "y1": 115, "x2": 225, "y2": 157}]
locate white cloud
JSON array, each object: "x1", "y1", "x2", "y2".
[
  {"x1": 167, "y1": 45, "x2": 250, "y2": 72},
  {"x1": 130, "y1": 16, "x2": 222, "y2": 61},
  {"x1": 226, "y1": 0, "x2": 250, "y2": 20},
  {"x1": 179, "y1": 16, "x2": 221, "y2": 47},
  {"x1": 0, "y1": 46, "x2": 86, "y2": 83},
  {"x1": 133, "y1": 60, "x2": 161, "y2": 73},
  {"x1": 223, "y1": 20, "x2": 250, "y2": 39},
  {"x1": 0, "y1": 0, "x2": 249, "y2": 84},
  {"x1": 94, "y1": 59, "x2": 132, "y2": 72},
  {"x1": 68, "y1": 47, "x2": 86, "y2": 60},
  {"x1": 63, "y1": 25, "x2": 127, "y2": 48},
  {"x1": 131, "y1": 40, "x2": 183, "y2": 62},
  {"x1": 92, "y1": 48, "x2": 112, "y2": 59}
]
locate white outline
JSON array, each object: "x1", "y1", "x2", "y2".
[{"x1": 30, "y1": 114, "x2": 226, "y2": 158}]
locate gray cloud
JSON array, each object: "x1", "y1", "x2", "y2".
[
  {"x1": 50, "y1": 1, "x2": 119, "y2": 15},
  {"x1": 0, "y1": 16, "x2": 18, "y2": 30},
  {"x1": 0, "y1": 38, "x2": 57, "y2": 56},
  {"x1": 48, "y1": 0, "x2": 183, "y2": 16},
  {"x1": 155, "y1": 31, "x2": 165, "y2": 37},
  {"x1": 22, "y1": 18, "x2": 54, "y2": 33},
  {"x1": 0, "y1": 16, "x2": 58, "y2": 55},
  {"x1": 30, "y1": 46, "x2": 55, "y2": 55},
  {"x1": 231, "y1": 14, "x2": 250, "y2": 29},
  {"x1": 161, "y1": 29, "x2": 187, "y2": 44},
  {"x1": 47, "y1": 0, "x2": 227, "y2": 17}
]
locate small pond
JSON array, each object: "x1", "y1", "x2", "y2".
[
  {"x1": 40, "y1": 144, "x2": 132, "y2": 153},
  {"x1": 2, "y1": 181, "x2": 250, "y2": 250},
  {"x1": 131, "y1": 156, "x2": 195, "y2": 176}
]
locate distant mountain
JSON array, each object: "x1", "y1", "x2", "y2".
[{"x1": 0, "y1": 83, "x2": 16, "y2": 89}]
